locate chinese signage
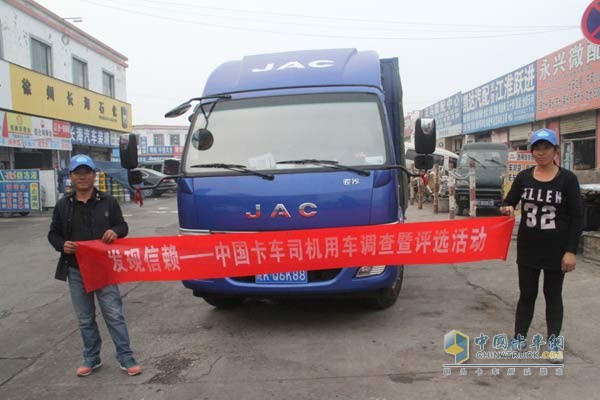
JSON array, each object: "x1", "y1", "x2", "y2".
[
  {"x1": 6, "y1": 60, "x2": 132, "y2": 132},
  {"x1": 536, "y1": 39, "x2": 600, "y2": 119},
  {"x1": 463, "y1": 63, "x2": 536, "y2": 134},
  {"x1": 70, "y1": 123, "x2": 113, "y2": 148},
  {"x1": 75, "y1": 216, "x2": 514, "y2": 292},
  {"x1": 1, "y1": 112, "x2": 72, "y2": 151},
  {"x1": 144, "y1": 145, "x2": 184, "y2": 156},
  {"x1": 507, "y1": 151, "x2": 536, "y2": 182},
  {"x1": 404, "y1": 110, "x2": 421, "y2": 140},
  {"x1": 423, "y1": 92, "x2": 463, "y2": 139},
  {"x1": 0, "y1": 169, "x2": 41, "y2": 212}
]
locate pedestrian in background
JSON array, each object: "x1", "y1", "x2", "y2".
[
  {"x1": 500, "y1": 128, "x2": 583, "y2": 363},
  {"x1": 48, "y1": 154, "x2": 141, "y2": 377}
]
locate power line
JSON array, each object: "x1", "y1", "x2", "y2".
[
  {"x1": 81, "y1": 0, "x2": 576, "y2": 41},
  {"x1": 115, "y1": 0, "x2": 578, "y2": 30},
  {"x1": 102, "y1": 0, "x2": 567, "y2": 34}
]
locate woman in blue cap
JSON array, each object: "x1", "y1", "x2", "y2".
[{"x1": 501, "y1": 128, "x2": 582, "y2": 363}]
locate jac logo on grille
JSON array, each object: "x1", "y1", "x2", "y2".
[{"x1": 246, "y1": 203, "x2": 317, "y2": 219}]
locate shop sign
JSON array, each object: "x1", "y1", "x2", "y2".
[
  {"x1": 70, "y1": 124, "x2": 113, "y2": 148},
  {"x1": 463, "y1": 63, "x2": 536, "y2": 134},
  {"x1": 0, "y1": 169, "x2": 41, "y2": 212},
  {"x1": 8, "y1": 60, "x2": 132, "y2": 132},
  {"x1": 536, "y1": 39, "x2": 600, "y2": 119},
  {"x1": 145, "y1": 145, "x2": 183, "y2": 155},
  {"x1": 404, "y1": 110, "x2": 421, "y2": 140},
  {"x1": 1, "y1": 112, "x2": 71, "y2": 150},
  {"x1": 423, "y1": 92, "x2": 463, "y2": 139}
]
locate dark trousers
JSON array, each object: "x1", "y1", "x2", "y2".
[{"x1": 515, "y1": 265, "x2": 565, "y2": 339}]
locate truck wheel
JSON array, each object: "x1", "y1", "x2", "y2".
[
  {"x1": 365, "y1": 267, "x2": 404, "y2": 310},
  {"x1": 202, "y1": 295, "x2": 245, "y2": 308}
]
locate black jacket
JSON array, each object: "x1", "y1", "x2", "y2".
[{"x1": 48, "y1": 189, "x2": 128, "y2": 281}]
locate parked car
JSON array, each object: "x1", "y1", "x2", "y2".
[
  {"x1": 138, "y1": 158, "x2": 181, "y2": 175},
  {"x1": 134, "y1": 167, "x2": 177, "y2": 197}
]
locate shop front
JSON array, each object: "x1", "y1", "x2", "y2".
[{"x1": 559, "y1": 111, "x2": 597, "y2": 171}]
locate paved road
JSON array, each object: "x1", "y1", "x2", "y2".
[{"x1": 0, "y1": 195, "x2": 599, "y2": 399}]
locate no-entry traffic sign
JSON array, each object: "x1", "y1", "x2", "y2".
[{"x1": 582, "y1": 1, "x2": 600, "y2": 44}]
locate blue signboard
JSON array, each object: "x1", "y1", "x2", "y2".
[
  {"x1": 422, "y1": 92, "x2": 463, "y2": 139},
  {"x1": 71, "y1": 124, "x2": 113, "y2": 147},
  {"x1": 147, "y1": 145, "x2": 174, "y2": 155},
  {"x1": 0, "y1": 169, "x2": 41, "y2": 212},
  {"x1": 462, "y1": 63, "x2": 536, "y2": 134}
]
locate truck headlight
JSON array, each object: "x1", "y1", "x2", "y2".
[{"x1": 356, "y1": 266, "x2": 386, "y2": 278}]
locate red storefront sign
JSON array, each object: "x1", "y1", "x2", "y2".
[
  {"x1": 536, "y1": 38, "x2": 600, "y2": 119},
  {"x1": 75, "y1": 217, "x2": 515, "y2": 292}
]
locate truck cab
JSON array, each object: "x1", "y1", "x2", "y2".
[
  {"x1": 455, "y1": 143, "x2": 508, "y2": 215},
  {"x1": 122, "y1": 49, "x2": 435, "y2": 309}
]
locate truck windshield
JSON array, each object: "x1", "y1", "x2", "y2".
[
  {"x1": 184, "y1": 93, "x2": 388, "y2": 173},
  {"x1": 458, "y1": 150, "x2": 507, "y2": 168}
]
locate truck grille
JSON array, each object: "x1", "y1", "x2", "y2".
[{"x1": 231, "y1": 268, "x2": 342, "y2": 283}]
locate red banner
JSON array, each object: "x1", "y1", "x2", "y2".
[{"x1": 75, "y1": 217, "x2": 515, "y2": 292}]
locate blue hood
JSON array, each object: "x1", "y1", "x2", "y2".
[{"x1": 178, "y1": 171, "x2": 395, "y2": 232}]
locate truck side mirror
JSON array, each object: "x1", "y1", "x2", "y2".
[
  {"x1": 415, "y1": 118, "x2": 436, "y2": 155},
  {"x1": 128, "y1": 170, "x2": 143, "y2": 186},
  {"x1": 119, "y1": 134, "x2": 138, "y2": 170},
  {"x1": 414, "y1": 154, "x2": 434, "y2": 170}
]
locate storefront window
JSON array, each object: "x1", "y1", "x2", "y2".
[{"x1": 572, "y1": 139, "x2": 596, "y2": 170}]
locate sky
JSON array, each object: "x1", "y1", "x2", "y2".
[{"x1": 36, "y1": 0, "x2": 592, "y2": 126}]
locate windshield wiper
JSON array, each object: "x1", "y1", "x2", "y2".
[
  {"x1": 276, "y1": 159, "x2": 370, "y2": 176},
  {"x1": 466, "y1": 155, "x2": 486, "y2": 169},
  {"x1": 191, "y1": 163, "x2": 274, "y2": 180},
  {"x1": 485, "y1": 158, "x2": 506, "y2": 167}
]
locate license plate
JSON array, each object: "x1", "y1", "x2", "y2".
[
  {"x1": 475, "y1": 199, "x2": 495, "y2": 207},
  {"x1": 256, "y1": 271, "x2": 308, "y2": 284}
]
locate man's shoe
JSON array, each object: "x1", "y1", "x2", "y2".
[
  {"x1": 119, "y1": 358, "x2": 142, "y2": 376},
  {"x1": 76, "y1": 359, "x2": 102, "y2": 377}
]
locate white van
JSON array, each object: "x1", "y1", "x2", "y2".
[{"x1": 404, "y1": 143, "x2": 458, "y2": 171}]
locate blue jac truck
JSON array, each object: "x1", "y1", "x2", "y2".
[{"x1": 120, "y1": 49, "x2": 436, "y2": 309}]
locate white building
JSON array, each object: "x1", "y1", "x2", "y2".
[
  {"x1": 133, "y1": 125, "x2": 188, "y2": 162},
  {"x1": 0, "y1": 0, "x2": 132, "y2": 169}
]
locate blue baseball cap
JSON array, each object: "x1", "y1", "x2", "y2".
[
  {"x1": 530, "y1": 128, "x2": 558, "y2": 147},
  {"x1": 69, "y1": 154, "x2": 96, "y2": 172}
]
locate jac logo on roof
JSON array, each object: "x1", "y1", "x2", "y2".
[{"x1": 251, "y1": 60, "x2": 334, "y2": 73}]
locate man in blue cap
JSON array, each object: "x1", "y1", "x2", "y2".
[{"x1": 48, "y1": 154, "x2": 141, "y2": 376}]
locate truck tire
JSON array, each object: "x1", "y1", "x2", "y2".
[
  {"x1": 202, "y1": 295, "x2": 245, "y2": 308},
  {"x1": 365, "y1": 267, "x2": 404, "y2": 310}
]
